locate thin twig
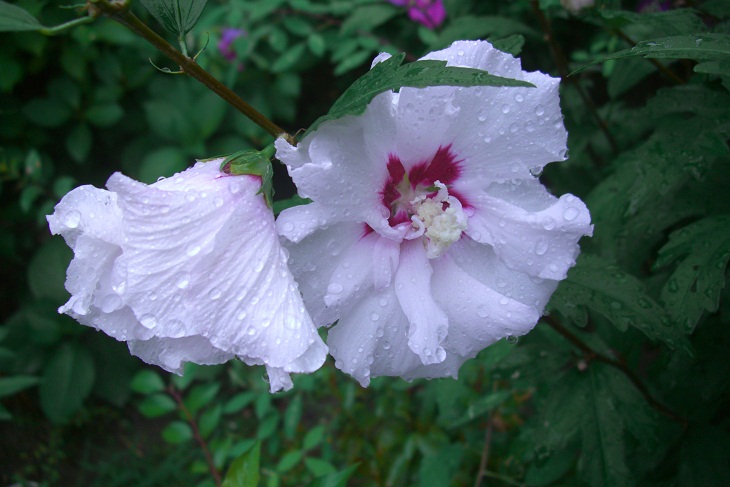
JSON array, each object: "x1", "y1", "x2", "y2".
[
  {"x1": 89, "y1": 0, "x2": 295, "y2": 145},
  {"x1": 473, "y1": 382, "x2": 498, "y2": 487},
  {"x1": 615, "y1": 30, "x2": 686, "y2": 85},
  {"x1": 168, "y1": 384, "x2": 222, "y2": 487},
  {"x1": 544, "y1": 315, "x2": 689, "y2": 427},
  {"x1": 530, "y1": 0, "x2": 618, "y2": 153}
]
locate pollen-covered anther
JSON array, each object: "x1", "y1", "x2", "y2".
[{"x1": 410, "y1": 181, "x2": 467, "y2": 259}]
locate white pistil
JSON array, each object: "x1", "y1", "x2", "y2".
[{"x1": 410, "y1": 181, "x2": 467, "y2": 259}]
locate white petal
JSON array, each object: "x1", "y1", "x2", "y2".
[
  {"x1": 47, "y1": 185, "x2": 123, "y2": 247},
  {"x1": 448, "y1": 237, "x2": 559, "y2": 311},
  {"x1": 128, "y1": 336, "x2": 232, "y2": 375},
  {"x1": 421, "y1": 40, "x2": 568, "y2": 184},
  {"x1": 394, "y1": 240, "x2": 448, "y2": 364},
  {"x1": 467, "y1": 187, "x2": 593, "y2": 279},
  {"x1": 277, "y1": 202, "x2": 348, "y2": 243},
  {"x1": 431, "y1": 253, "x2": 541, "y2": 358},
  {"x1": 328, "y1": 287, "x2": 423, "y2": 386},
  {"x1": 283, "y1": 221, "x2": 365, "y2": 327}
]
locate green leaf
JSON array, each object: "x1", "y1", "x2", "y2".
[
  {"x1": 679, "y1": 423, "x2": 730, "y2": 485},
  {"x1": 599, "y1": 8, "x2": 707, "y2": 36},
  {"x1": 304, "y1": 457, "x2": 337, "y2": 476},
  {"x1": 0, "y1": 0, "x2": 44, "y2": 32},
  {"x1": 304, "y1": 464, "x2": 358, "y2": 487},
  {"x1": 23, "y1": 97, "x2": 72, "y2": 127},
  {"x1": 445, "y1": 390, "x2": 511, "y2": 428},
  {"x1": 271, "y1": 42, "x2": 307, "y2": 73},
  {"x1": 131, "y1": 370, "x2": 166, "y2": 394},
  {"x1": 27, "y1": 237, "x2": 72, "y2": 304},
  {"x1": 223, "y1": 391, "x2": 256, "y2": 414},
  {"x1": 572, "y1": 34, "x2": 730, "y2": 75},
  {"x1": 340, "y1": 4, "x2": 398, "y2": 35},
  {"x1": 655, "y1": 215, "x2": 730, "y2": 333},
  {"x1": 550, "y1": 255, "x2": 688, "y2": 351},
  {"x1": 66, "y1": 123, "x2": 92, "y2": 163},
  {"x1": 272, "y1": 195, "x2": 311, "y2": 216},
  {"x1": 436, "y1": 16, "x2": 538, "y2": 49},
  {"x1": 199, "y1": 404, "x2": 222, "y2": 438},
  {"x1": 223, "y1": 440, "x2": 261, "y2": 487},
  {"x1": 39, "y1": 342, "x2": 96, "y2": 423},
  {"x1": 276, "y1": 450, "x2": 302, "y2": 473},
  {"x1": 224, "y1": 147, "x2": 275, "y2": 207},
  {"x1": 490, "y1": 34, "x2": 526, "y2": 56},
  {"x1": 138, "y1": 393, "x2": 177, "y2": 417},
  {"x1": 162, "y1": 420, "x2": 193, "y2": 444},
  {"x1": 303, "y1": 424, "x2": 325, "y2": 451},
  {"x1": 184, "y1": 382, "x2": 220, "y2": 415},
  {"x1": 284, "y1": 395, "x2": 302, "y2": 439},
  {"x1": 86, "y1": 102, "x2": 123, "y2": 127},
  {"x1": 0, "y1": 376, "x2": 40, "y2": 398},
  {"x1": 139, "y1": 0, "x2": 208, "y2": 36},
  {"x1": 307, "y1": 33, "x2": 325, "y2": 57},
  {"x1": 305, "y1": 53, "x2": 534, "y2": 137},
  {"x1": 137, "y1": 146, "x2": 187, "y2": 184}
]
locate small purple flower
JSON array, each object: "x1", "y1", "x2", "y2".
[
  {"x1": 389, "y1": 0, "x2": 446, "y2": 29},
  {"x1": 218, "y1": 28, "x2": 245, "y2": 62}
]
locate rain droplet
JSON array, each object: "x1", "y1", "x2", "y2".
[
  {"x1": 282, "y1": 221, "x2": 294, "y2": 233},
  {"x1": 371, "y1": 312, "x2": 380, "y2": 321},
  {"x1": 477, "y1": 109, "x2": 488, "y2": 122},
  {"x1": 209, "y1": 288, "x2": 222, "y2": 300},
  {"x1": 529, "y1": 166, "x2": 543, "y2": 177},
  {"x1": 175, "y1": 272, "x2": 190, "y2": 289},
  {"x1": 506, "y1": 335, "x2": 518, "y2": 344},
  {"x1": 214, "y1": 197, "x2": 224, "y2": 208},
  {"x1": 140, "y1": 314, "x2": 157, "y2": 329},
  {"x1": 535, "y1": 104, "x2": 545, "y2": 116},
  {"x1": 514, "y1": 93, "x2": 524, "y2": 102},
  {"x1": 509, "y1": 122, "x2": 519, "y2": 133},
  {"x1": 100, "y1": 294, "x2": 122, "y2": 313},
  {"x1": 229, "y1": 184, "x2": 241, "y2": 194},
  {"x1": 327, "y1": 282, "x2": 344, "y2": 294},
  {"x1": 64, "y1": 211, "x2": 81, "y2": 229},
  {"x1": 563, "y1": 207, "x2": 579, "y2": 221},
  {"x1": 501, "y1": 104, "x2": 511, "y2": 114},
  {"x1": 186, "y1": 244, "x2": 201, "y2": 256},
  {"x1": 499, "y1": 296, "x2": 509, "y2": 305},
  {"x1": 535, "y1": 239, "x2": 549, "y2": 256},
  {"x1": 477, "y1": 306, "x2": 489, "y2": 318},
  {"x1": 237, "y1": 310, "x2": 247, "y2": 320}
]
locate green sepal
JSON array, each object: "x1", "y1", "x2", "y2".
[{"x1": 221, "y1": 145, "x2": 276, "y2": 207}]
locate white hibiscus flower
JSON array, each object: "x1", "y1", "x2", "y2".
[
  {"x1": 48, "y1": 160, "x2": 326, "y2": 392},
  {"x1": 275, "y1": 40, "x2": 593, "y2": 386}
]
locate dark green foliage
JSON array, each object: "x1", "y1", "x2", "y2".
[{"x1": 2, "y1": 0, "x2": 730, "y2": 486}]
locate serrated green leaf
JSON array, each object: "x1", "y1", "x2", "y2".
[
  {"x1": 0, "y1": 376, "x2": 40, "y2": 398},
  {"x1": 162, "y1": 420, "x2": 193, "y2": 444},
  {"x1": 550, "y1": 255, "x2": 688, "y2": 351},
  {"x1": 139, "y1": 0, "x2": 208, "y2": 36},
  {"x1": 131, "y1": 370, "x2": 166, "y2": 394},
  {"x1": 305, "y1": 53, "x2": 534, "y2": 137},
  {"x1": 223, "y1": 440, "x2": 261, "y2": 487},
  {"x1": 599, "y1": 8, "x2": 707, "y2": 36},
  {"x1": 138, "y1": 393, "x2": 177, "y2": 417},
  {"x1": 572, "y1": 34, "x2": 730, "y2": 75},
  {"x1": 655, "y1": 215, "x2": 730, "y2": 332},
  {"x1": 0, "y1": 0, "x2": 44, "y2": 32},
  {"x1": 39, "y1": 342, "x2": 95, "y2": 423}
]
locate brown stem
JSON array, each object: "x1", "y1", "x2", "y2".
[
  {"x1": 544, "y1": 315, "x2": 688, "y2": 427},
  {"x1": 89, "y1": 0, "x2": 295, "y2": 145},
  {"x1": 473, "y1": 382, "x2": 498, "y2": 487},
  {"x1": 615, "y1": 30, "x2": 686, "y2": 85},
  {"x1": 168, "y1": 384, "x2": 222, "y2": 487},
  {"x1": 530, "y1": 0, "x2": 618, "y2": 154}
]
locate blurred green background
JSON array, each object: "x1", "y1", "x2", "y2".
[{"x1": 2, "y1": 0, "x2": 730, "y2": 485}]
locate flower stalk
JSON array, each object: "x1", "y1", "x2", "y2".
[{"x1": 88, "y1": 0, "x2": 296, "y2": 145}]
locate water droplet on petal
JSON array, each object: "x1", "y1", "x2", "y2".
[
  {"x1": 140, "y1": 314, "x2": 157, "y2": 329},
  {"x1": 535, "y1": 104, "x2": 545, "y2": 116},
  {"x1": 506, "y1": 335, "x2": 518, "y2": 344},
  {"x1": 477, "y1": 109, "x2": 488, "y2": 122},
  {"x1": 501, "y1": 104, "x2": 511, "y2": 114},
  {"x1": 563, "y1": 207, "x2": 579, "y2": 221},
  {"x1": 186, "y1": 244, "x2": 201, "y2": 256},
  {"x1": 514, "y1": 93, "x2": 524, "y2": 102},
  {"x1": 100, "y1": 294, "x2": 123, "y2": 313},
  {"x1": 64, "y1": 210, "x2": 81, "y2": 229},
  {"x1": 209, "y1": 288, "x2": 222, "y2": 300},
  {"x1": 535, "y1": 239, "x2": 549, "y2": 256},
  {"x1": 477, "y1": 306, "x2": 489, "y2": 318},
  {"x1": 327, "y1": 282, "x2": 344, "y2": 295}
]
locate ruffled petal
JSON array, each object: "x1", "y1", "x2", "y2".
[
  {"x1": 283, "y1": 221, "x2": 365, "y2": 327},
  {"x1": 47, "y1": 185, "x2": 123, "y2": 247},
  {"x1": 466, "y1": 186, "x2": 593, "y2": 280},
  {"x1": 420, "y1": 40, "x2": 567, "y2": 184},
  {"x1": 394, "y1": 240, "x2": 448, "y2": 364},
  {"x1": 431, "y1": 253, "x2": 541, "y2": 358}
]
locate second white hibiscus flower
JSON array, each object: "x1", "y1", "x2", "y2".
[{"x1": 275, "y1": 40, "x2": 593, "y2": 386}]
